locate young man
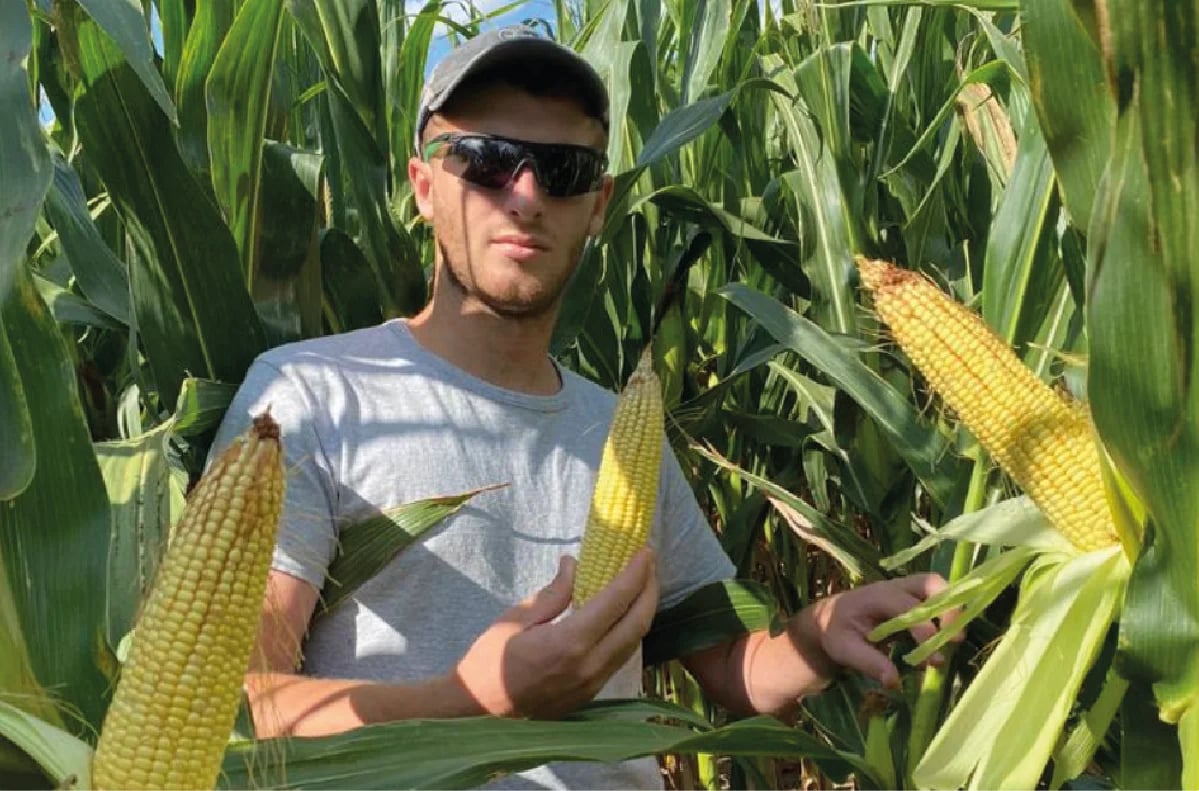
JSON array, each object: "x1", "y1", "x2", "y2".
[{"x1": 213, "y1": 25, "x2": 953, "y2": 789}]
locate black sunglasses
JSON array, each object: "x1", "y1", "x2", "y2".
[{"x1": 422, "y1": 133, "x2": 608, "y2": 198}]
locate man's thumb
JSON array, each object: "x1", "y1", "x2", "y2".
[{"x1": 511, "y1": 555, "x2": 575, "y2": 627}]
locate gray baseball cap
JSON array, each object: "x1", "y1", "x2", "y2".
[{"x1": 414, "y1": 25, "x2": 609, "y2": 152}]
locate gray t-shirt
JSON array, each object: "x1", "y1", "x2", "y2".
[{"x1": 209, "y1": 319, "x2": 735, "y2": 789}]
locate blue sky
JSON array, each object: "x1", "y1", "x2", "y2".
[{"x1": 426, "y1": 0, "x2": 560, "y2": 67}]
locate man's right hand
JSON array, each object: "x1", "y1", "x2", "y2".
[{"x1": 450, "y1": 547, "x2": 658, "y2": 719}]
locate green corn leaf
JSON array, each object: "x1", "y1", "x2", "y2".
[
  {"x1": 719, "y1": 282, "x2": 968, "y2": 510},
  {"x1": 42, "y1": 153, "x2": 131, "y2": 326},
  {"x1": 385, "y1": 0, "x2": 439, "y2": 171},
  {"x1": 765, "y1": 361, "x2": 870, "y2": 508},
  {"x1": 171, "y1": 377, "x2": 238, "y2": 437},
  {"x1": 316, "y1": 485, "x2": 507, "y2": 615},
  {"x1": 306, "y1": 0, "x2": 381, "y2": 135},
  {"x1": 157, "y1": 0, "x2": 189, "y2": 89},
  {"x1": 1119, "y1": 677, "x2": 1183, "y2": 789},
  {"x1": 220, "y1": 702, "x2": 873, "y2": 789},
  {"x1": 73, "y1": 18, "x2": 268, "y2": 407},
  {"x1": 563, "y1": 697, "x2": 714, "y2": 729},
  {"x1": 881, "y1": 59, "x2": 1008, "y2": 181},
  {"x1": 0, "y1": 4, "x2": 48, "y2": 501},
  {"x1": 206, "y1": 0, "x2": 286, "y2": 282},
  {"x1": 0, "y1": 266, "x2": 112, "y2": 737},
  {"x1": 767, "y1": 65, "x2": 858, "y2": 334},
  {"x1": 0, "y1": 542, "x2": 62, "y2": 730},
  {"x1": 834, "y1": 0, "x2": 1017, "y2": 7},
  {"x1": 0, "y1": 328, "x2": 33, "y2": 502},
  {"x1": 693, "y1": 442, "x2": 885, "y2": 581},
  {"x1": 325, "y1": 78, "x2": 425, "y2": 316},
  {"x1": 1087, "y1": 0, "x2": 1199, "y2": 737},
  {"x1": 644, "y1": 579, "x2": 781, "y2": 665},
  {"x1": 75, "y1": 0, "x2": 176, "y2": 124},
  {"x1": 254, "y1": 142, "x2": 325, "y2": 341},
  {"x1": 980, "y1": 111, "x2": 1062, "y2": 354},
  {"x1": 634, "y1": 90, "x2": 736, "y2": 170},
  {"x1": 31, "y1": 273, "x2": 123, "y2": 330},
  {"x1": 680, "y1": 0, "x2": 729, "y2": 104},
  {"x1": 175, "y1": 0, "x2": 236, "y2": 176},
  {"x1": 319, "y1": 227, "x2": 386, "y2": 335},
  {"x1": 1021, "y1": 0, "x2": 1112, "y2": 231}
]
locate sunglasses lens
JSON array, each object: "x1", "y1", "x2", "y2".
[
  {"x1": 536, "y1": 147, "x2": 603, "y2": 197},
  {"x1": 439, "y1": 135, "x2": 604, "y2": 197},
  {"x1": 453, "y1": 138, "x2": 522, "y2": 190}
]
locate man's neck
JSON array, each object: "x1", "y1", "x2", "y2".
[{"x1": 406, "y1": 303, "x2": 563, "y2": 396}]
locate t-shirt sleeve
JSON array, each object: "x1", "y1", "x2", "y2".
[
  {"x1": 205, "y1": 357, "x2": 339, "y2": 590},
  {"x1": 652, "y1": 444, "x2": 737, "y2": 610}
]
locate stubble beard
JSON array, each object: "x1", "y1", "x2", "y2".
[{"x1": 437, "y1": 238, "x2": 586, "y2": 321}]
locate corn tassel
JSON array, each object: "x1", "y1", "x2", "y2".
[
  {"x1": 92, "y1": 413, "x2": 285, "y2": 790},
  {"x1": 573, "y1": 347, "x2": 665, "y2": 606},
  {"x1": 857, "y1": 257, "x2": 1117, "y2": 552}
]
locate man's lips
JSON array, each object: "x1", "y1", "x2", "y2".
[{"x1": 491, "y1": 234, "x2": 549, "y2": 260}]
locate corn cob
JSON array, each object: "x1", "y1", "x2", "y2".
[
  {"x1": 573, "y1": 347, "x2": 665, "y2": 606},
  {"x1": 92, "y1": 413, "x2": 285, "y2": 790},
  {"x1": 857, "y1": 257, "x2": 1117, "y2": 552}
]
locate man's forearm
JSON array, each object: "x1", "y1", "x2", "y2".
[
  {"x1": 684, "y1": 608, "x2": 839, "y2": 719},
  {"x1": 738, "y1": 608, "x2": 840, "y2": 715},
  {"x1": 244, "y1": 671, "x2": 486, "y2": 738}
]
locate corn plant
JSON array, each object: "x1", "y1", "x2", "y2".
[{"x1": 2, "y1": 0, "x2": 1196, "y2": 788}]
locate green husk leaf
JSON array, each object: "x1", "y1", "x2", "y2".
[
  {"x1": 913, "y1": 546, "x2": 1127, "y2": 790},
  {"x1": 1050, "y1": 668, "x2": 1129, "y2": 789},
  {"x1": 94, "y1": 421, "x2": 187, "y2": 653},
  {"x1": 883, "y1": 495, "x2": 1072, "y2": 569},
  {"x1": 0, "y1": 700, "x2": 92, "y2": 789},
  {"x1": 868, "y1": 546, "x2": 1036, "y2": 663},
  {"x1": 1180, "y1": 704, "x2": 1199, "y2": 790}
]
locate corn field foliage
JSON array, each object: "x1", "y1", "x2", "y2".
[{"x1": 1, "y1": 0, "x2": 1196, "y2": 788}]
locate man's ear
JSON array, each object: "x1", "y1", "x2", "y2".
[
  {"x1": 409, "y1": 156, "x2": 435, "y2": 222},
  {"x1": 587, "y1": 174, "x2": 615, "y2": 237}
]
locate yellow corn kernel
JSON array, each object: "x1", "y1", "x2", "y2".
[
  {"x1": 573, "y1": 347, "x2": 665, "y2": 606},
  {"x1": 857, "y1": 257, "x2": 1117, "y2": 552},
  {"x1": 92, "y1": 413, "x2": 285, "y2": 790}
]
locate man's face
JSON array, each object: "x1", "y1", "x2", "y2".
[{"x1": 409, "y1": 83, "x2": 613, "y2": 321}]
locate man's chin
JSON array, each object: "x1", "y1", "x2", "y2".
[{"x1": 483, "y1": 296, "x2": 558, "y2": 321}]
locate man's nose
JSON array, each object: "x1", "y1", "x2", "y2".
[{"x1": 505, "y1": 161, "x2": 544, "y2": 214}]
